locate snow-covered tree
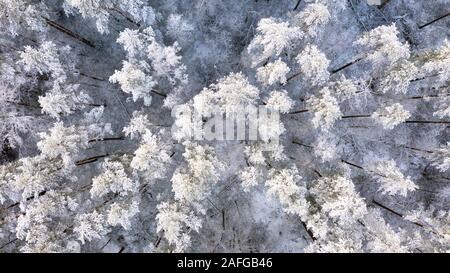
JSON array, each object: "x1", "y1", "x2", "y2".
[
  {"x1": 415, "y1": 39, "x2": 450, "y2": 81},
  {"x1": 171, "y1": 142, "x2": 224, "y2": 206},
  {"x1": 313, "y1": 134, "x2": 337, "y2": 162},
  {"x1": 37, "y1": 121, "x2": 89, "y2": 166},
  {"x1": 111, "y1": 27, "x2": 188, "y2": 105},
  {"x1": 38, "y1": 83, "x2": 91, "y2": 119},
  {"x1": 307, "y1": 87, "x2": 341, "y2": 130},
  {"x1": 239, "y1": 166, "x2": 262, "y2": 192},
  {"x1": 371, "y1": 103, "x2": 411, "y2": 130},
  {"x1": 265, "y1": 90, "x2": 294, "y2": 114},
  {"x1": 11, "y1": 155, "x2": 63, "y2": 200},
  {"x1": 431, "y1": 142, "x2": 450, "y2": 172},
  {"x1": 156, "y1": 201, "x2": 202, "y2": 252},
  {"x1": 377, "y1": 60, "x2": 418, "y2": 94},
  {"x1": 266, "y1": 166, "x2": 309, "y2": 218},
  {"x1": 0, "y1": 0, "x2": 47, "y2": 37},
  {"x1": 90, "y1": 157, "x2": 136, "y2": 198},
  {"x1": 405, "y1": 205, "x2": 450, "y2": 252},
  {"x1": 256, "y1": 59, "x2": 290, "y2": 86},
  {"x1": 296, "y1": 44, "x2": 330, "y2": 86},
  {"x1": 363, "y1": 209, "x2": 411, "y2": 253},
  {"x1": 130, "y1": 130, "x2": 172, "y2": 181},
  {"x1": 247, "y1": 18, "x2": 302, "y2": 67},
  {"x1": 63, "y1": 0, "x2": 155, "y2": 34},
  {"x1": 166, "y1": 14, "x2": 194, "y2": 43},
  {"x1": 192, "y1": 72, "x2": 259, "y2": 115},
  {"x1": 330, "y1": 76, "x2": 358, "y2": 101},
  {"x1": 432, "y1": 91, "x2": 450, "y2": 119},
  {"x1": 109, "y1": 61, "x2": 156, "y2": 106},
  {"x1": 355, "y1": 24, "x2": 410, "y2": 69},
  {"x1": 107, "y1": 200, "x2": 140, "y2": 230},
  {"x1": 18, "y1": 41, "x2": 71, "y2": 83},
  {"x1": 74, "y1": 210, "x2": 109, "y2": 244},
  {"x1": 370, "y1": 160, "x2": 417, "y2": 196},
  {"x1": 311, "y1": 174, "x2": 367, "y2": 226},
  {"x1": 293, "y1": 3, "x2": 330, "y2": 37}
]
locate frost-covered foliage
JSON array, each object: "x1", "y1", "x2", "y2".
[
  {"x1": 372, "y1": 103, "x2": 411, "y2": 130},
  {"x1": 370, "y1": 160, "x2": 418, "y2": 197},
  {"x1": 307, "y1": 88, "x2": 341, "y2": 130},
  {"x1": 0, "y1": 0, "x2": 47, "y2": 36},
  {"x1": 110, "y1": 27, "x2": 187, "y2": 106},
  {"x1": 293, "y1": 3, "x2": 330, "y2": 37},
  {"x1": 247, "y1": 17, "x2": 301, "y2": 67},
  {"x1": 296, "y1": 44, "x2": 330, "y2": 86},
  {"x1": 0, "y1": 0, "x2": 449, "y2": 254},
  {"x1": 266, "y1": 166, "x2": 308, "y2": 217},
  {"x1": 355, "y1": 24, "x2": 410, "y2": 69},
  {"x1": 265, "y1": 90, "x2": 294, "y2": 114},
  {"x1": 18, "y1": 41, "x2": 70, "y2": 83},
  {"x1": 256, "y1": 59, "x2": 290, "y2": 86},
  {"x1": 63, "y1": 0, "x2": 155, "y2": 34}
]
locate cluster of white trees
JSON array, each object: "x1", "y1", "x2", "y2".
[{"x1": 0, "y1": 0, "x2": 448, "y2": 253}]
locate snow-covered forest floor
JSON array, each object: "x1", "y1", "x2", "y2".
[{"x1": 0, "y1": 0, "x2": 449, "y2": 253}]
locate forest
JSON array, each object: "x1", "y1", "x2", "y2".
[{"x1": 0, "y1": 0, "x2": 449, "y2": 253}]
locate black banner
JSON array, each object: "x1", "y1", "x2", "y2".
[{"x1": 0, "y1": 253, "x2": 444, "y2": 272}]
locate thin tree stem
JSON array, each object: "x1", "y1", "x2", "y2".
[
  {"x1": 405, "y1": 120, "x2": 450, "y2": 124},
  {"x1": 79, "y1": 72, "x2": 105, "y2": 81},
  {"x1": 43, "y1": 17, "x2": 96, "y2": 48},
  {"x1": 151, "y1": 89, "x2": 167, "y2": 98},
  {"x1": 341, "y1": 159, "x2": 364, "y2": 169},
  {"x1": 292, "y1": 140, "x2": 314, "y2": 148},
  {"x1": 331, "y1": 57, "x2": 363, "y2": 74},
  {"x1": 293, "y1": 0, "x2": 302, "y2": 11},
  {"x1": 88, "y1": 136, "x2": 124, "y2": 143},
  {"x1": 289, "y1": 109, "x2": 309, "y2": 114},
  {"x1": 418, "y1": 12, "x2": 450, "y2": 29},
  {"x1": 75, "y1": 154, "x2": 109, "y2": 166},
  {"x1": 286, "y1": 71, "x2": 302, "y2": 82},
  {"x1": 341, "y1": 114, "x2": 371, "y2": 119}
]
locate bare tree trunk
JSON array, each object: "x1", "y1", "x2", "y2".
[
  {"x1": 151, "y1": 89, "x2": 167, "y2": 98},
  {"x1": 405, "y1": 120, "x2": 450, "y2": 125},
  {"x1": 79, "y1": 72, "x2": 105, "y2": 81},
  {"x1": 88, "y1": 136, "x2": 124, "y2": 143},
  {"x1": 293, "y1": 0, "x2": 302, "y2": 11},
  {"x1": 43, "y1": 17, "x2": 96, "y2": 48},
  {"x1": 331, "y1": 57, "x2": 363, "y2": 74},
  {"x1": 292, "y1": 140, "x2": 313, "y2": 148},
  {"x1": 75, "y1": 154, "x2": 109, "y2": 166},
  {"x1": 341, "y1": 114, "x2": 371, "y2": 119},
  {"x1": 286, "y1": 71, "x2": 302, "y2": 82},
  {"x1": 418, "y1": 12, "x2": 450, "y2": 29},
  {"x1": 289, "y1": 109, "x2": 309, "y2": 114}
]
